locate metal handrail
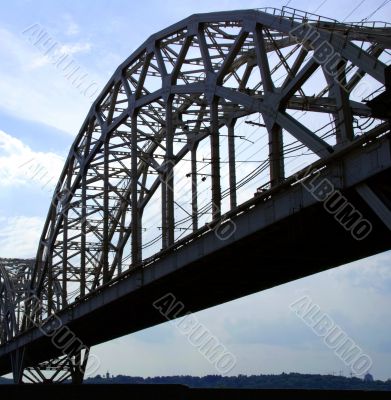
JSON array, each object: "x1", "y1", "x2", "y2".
[{"x1": 256, "y1": 6, "x2": 391, "y2": 29}]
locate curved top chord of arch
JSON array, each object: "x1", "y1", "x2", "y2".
[{"x1": 1, "y1": 7, "x2": 390, "y2": 342}]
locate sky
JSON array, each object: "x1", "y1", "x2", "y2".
[{"x1": 0, "y1": 0, "x2": 391, "y2": 381}]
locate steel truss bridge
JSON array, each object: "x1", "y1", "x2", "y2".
[{"x1": 1, "y1": 7, "x2": 391, "y2": 384}]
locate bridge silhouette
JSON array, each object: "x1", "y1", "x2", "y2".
[{"x1": 1, "y1": 7, "x2": 391, "y2": 384}]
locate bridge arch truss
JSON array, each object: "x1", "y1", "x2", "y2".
[
  {"x1": 1, "y1": 9, "x2": 390, "y2": 379},
  {"x1": 30, "y1": 7, "x2": 391, "y2": 319}
]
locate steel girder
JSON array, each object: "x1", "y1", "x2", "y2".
[{"x1": 1, "y1": 7, "x2": 390, "y2": 340}]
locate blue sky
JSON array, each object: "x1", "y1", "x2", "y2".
[{"x1": 1, "y1": 0, "x2": 391, "y2": 380}]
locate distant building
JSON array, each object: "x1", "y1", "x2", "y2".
[{"x1": 364, "y1": 373, "x2": 374, "y2": 382}]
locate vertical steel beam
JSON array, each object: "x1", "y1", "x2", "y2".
[
  {"x1": 197, "y1": 28, "x2": 213, "y2": 73},
  {"x1": 80, "y1": 124, "x2": 92, "y2": 298},
  {"x1": 269, "y1": 124, "x2": 285, "y2": 187},
  {"x1": 190, "y1": 103, "x2": 206, "y2": 232},
  {"x1": 45, "y1": 207, "x2": 56, "y2": 322},
  {"x1": 191, "y1": 144, "x2": 198, "y2": 232},
  {"x1": 62, "y1": 213, "x2": 68, "y2": 308},
  {"x1": 161, "y1": 173, "x2": 167, "y2": 248},
  {"x1": 71, "y1": 347, "x2": 90, "y2": 384},
  {"x1": 254, "y1": 25, "x2": 274, "y2": 93},
  {"x1": 210, "y1": 98, "x2": 221, "y2": 220},
  {"x1": 10, "y1": 348, "x2": 25, "y2": 384},
  {"x1": 254, "y1": 24, "x2": 285, "y2": 186},
  {"x1": 80, "y1": 171, "x2": 86, "y2": 297},
  {"x1": 117, "y1": 212, "x2": 126, "y2": 274},
  {"x1": 47, "y1": 206, "x2": 56, "y2": 318},
  {"x1": 62, "y1": 167, "x2": 72, "y2": 307},
  {"x1": 325, "y1": 61, "x2": 354, "y2": 144},
  {"x1": 227, "y1": 119, "x2": 237, "y2": 209},
  {"x1": 102, "y1": 139, "x2": 109, "y2": 284},
  {"x1": 47, "y1": 257, "x2": 53, "y2": 315},
  {"x1": 131, "y1": 113, "x2": 141, "y2": 265},
  {"x1": 165, "y1": 98, "x2": 175, "y2": 246}
]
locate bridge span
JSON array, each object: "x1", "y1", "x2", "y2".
[{"x1": 1, "y1": 7, "x2": 391, "y2": 383}]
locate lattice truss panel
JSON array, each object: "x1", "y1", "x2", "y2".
[
  {"x1": 0, "y1": 259, "x2": 34, "y2": 342},
  {"x1": 3, "y1": 7, "x2": 390, "y2": 331}
]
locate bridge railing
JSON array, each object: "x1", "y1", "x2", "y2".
[
  {"x1": 257, "y1": 6, "x2": 338, "y2": 26},
  {"x1": 257, "y1": 6, "x2": 391, "y2": 29}
]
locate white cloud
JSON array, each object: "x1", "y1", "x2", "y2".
[
  {"x1": 66, "y1": 22, "x2": 80, "y2": 36},
  {"x1": 0, "y1": 215, "x2": 43, "y2": 258},
  {"x1": 0, "y1": 27, "x2": 103, "y2": 135},
  {"x1": 28, "y1": 41, "x2": 92, "y2": 70},
  {"x1": 0, "y1": 129, "x2": 64, "y2": 189},
  {"x1": 64, "y1": 16, "x2": 80, "y2": 36},
  {"x1": 59, "y1": 42, "x2": 91, "y2": 55}
]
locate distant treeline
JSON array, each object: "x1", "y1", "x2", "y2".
[
  {"x1": 85, "y1": 373, "x2": 391, "y2": 390},
  {"x1": 1, "y1": 373, "x2": 391, "y2": 390}
]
